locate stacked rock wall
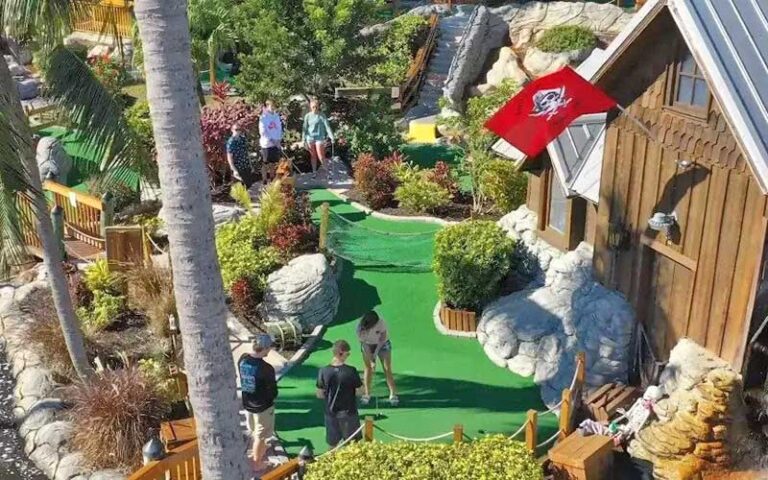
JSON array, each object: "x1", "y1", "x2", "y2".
[
  {"x1": 497, "y1": 206, "x2": 564, "y2": 287},
  {"x1": 628, "y1": 339, "x2": 751, "y2": 480}
]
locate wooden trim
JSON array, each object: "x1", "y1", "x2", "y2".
[
  {"x1": 640, "y1": 235, "x2": 698, "y2": 272},
  {"x1": 735, "y1": 214, "x2": 768, "y2": 372},
  {"x1": 43, "y1": 180, "x2": 104, "y2": 210},
  {"x1": 537, "y1": 164, "x2": 586, "y2": 251},
  {"x1": 665, "y1": 39, "x2": 711, "y2": 121}
]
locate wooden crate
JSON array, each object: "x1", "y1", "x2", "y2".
[
  {"x1": 439, "y1": 305, "x2": 477, "y2": 333},
  {"x1": 585, "y1": 383, "x2": 640, "y2": 422},
  {"x1": 549, "y1": 433, "x2": 614, "y2": 480}
]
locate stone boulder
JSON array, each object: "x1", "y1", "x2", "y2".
[
  {"x1": 495, "y1": 1, "x2": 633, "y2": 50},
  {"x1": 477, "y1": 243, "x2": 635, "y2": 407},
  {"x1": 628, "y1": 339, "x2": 751, "y2": 480},
  {"x1": 16, "y1": 77, "x2": 40, "y2": 100},
  {"x1": 6, "y1": 38, "x2": 33, "y2": 65},
  {"x1": 158, "y1": 203, "x2": 245, "y2": 235},
  {"x1": 5, "y1": 55, "x2": 28, "y2": 76},
  {"x1": 498, "y1": 206, "x2": 563, "y2": 287},
  {"x1": 523, "y1": 46, "x2": 594, "y2": 78},
  {"x1": 260, "y1": 254, "x2": 339, "y2": 332},
  {"x1": 36, "y1": 137, "x2": 74, "y2": 184},
  {"x1": 477, "y1": 47, "x2": 529, "y2": 93}
]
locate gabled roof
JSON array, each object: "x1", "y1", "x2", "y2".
[{"x1": 592, "y1": 0, "x2": 768, "y2": 193}]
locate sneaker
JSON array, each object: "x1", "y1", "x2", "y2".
[
  {"x1": 361, "y1": 395, "x2": 371, "y2": 405},
  {"x1": 389, "y1": 395, "x2": 399, "y2": 406}
]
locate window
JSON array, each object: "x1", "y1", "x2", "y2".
[
  {"x1": 548, "y1": 175, "x2": 568, "y2": 233},
  {"x1": 671, "y1": 46, "x2": 710, "y2": 115},
  {"x1": 534, "y1": 160, "x2": 586, "y2": 251}
]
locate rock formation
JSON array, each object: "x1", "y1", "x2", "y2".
[
  {"x1": 260, "y1": 254, "x2": 339, "y2": 332},
  {"x1": 36, "y1": 137, "x2": 73, "y2": 184},
  {"x1": 628, "y1": 339, "x2": 752, "y2": 480},
  {"x1": 477, "y1": 242, "x2": 635, "y2": 407},
  {"x1": 497, "y1": 206, "x2": 564, "y2": 287}
]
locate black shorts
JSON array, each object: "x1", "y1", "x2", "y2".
[
  {"x1": 234, "y1": 167, "x2": 255, "y2": 189},
  {"x1": 261, "y1": 147, "x2": 281, "y2": 164},
  {"x1": 324, "y1": 411, "x2": 361, "y2": 447}
]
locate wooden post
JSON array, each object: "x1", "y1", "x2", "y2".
[
  {"x1": 209, "y1": 47, "x2": 217, "y2": 89},
  {"x1": 453, "y1": 424, "x2": 463, "y2": 443},
  {"x1": 100, "y1": 192, "x2": 114, "y2": 239},
  {"x1": 50, "y1": 206, "x2": 66, "y2": 259},
  {"x1": 559, "y1": 388, "x2": 572, "y2": 441},
  {"x1": 525, "y1": 409, "x2": 537, "y2": 453},
  {"x1": 364, "y1": 416, "x2": 374, "y2": 442},
  {"x1": 576, "y1": 351, "x2": 586, "y2": 390},
  {"x1": 319, "y1": 202, "x2": 330, "y2": 251}
]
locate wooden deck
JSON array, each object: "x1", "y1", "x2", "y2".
[{"x1": 25, "y1": 238, "x2": 104, "y2": 262}]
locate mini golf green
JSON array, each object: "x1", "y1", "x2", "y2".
[{"x1": 274, "y1": 189, "x2": 557, "y2": 454}]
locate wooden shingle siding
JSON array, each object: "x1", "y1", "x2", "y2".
[{"x1": 592, "y1": 14, "x2": 767, "y2": 368}]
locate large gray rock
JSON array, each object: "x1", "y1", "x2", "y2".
[
  {"x1": 5, "y1": 55, "x2": 28, "y2": 76},
  {"x1": 260, "y1": 254, "x2": 339, "y2": 332},
  {"x1": 478, "y1": 47, "x2": 529, "y2": 92},
  {"x1": 477, "y1": 243, "x2": 635, "y2": 407},
  {"x1": 523, "y1": 46, "x2": 593, "y2": 78},
  {"x1": 212, "y1": 203, "x2": 246, "y2": 227},
  {"x1": 495, "y1": 1, "x2": 633, "y2": 50},
  {"x1": 16, "y1": 78, "x2": 40, "y2": 100},
  {"x1": 37, "y1": 137, "x2": 74, "y2": 184},
  {"x1": 498, "y1": 206, "x2": 563, "y2": 287}
]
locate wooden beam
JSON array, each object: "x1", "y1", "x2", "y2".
[{"x1": 640, "y1": 235, "x2": 698, "y2": 272}]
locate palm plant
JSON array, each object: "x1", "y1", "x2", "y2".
[
  {"x1": 134, "y1": 0, "x2": 250, "y2": 477},
  {"x1": 0, "y1": 0, "x2": 147, "y2": 379}
]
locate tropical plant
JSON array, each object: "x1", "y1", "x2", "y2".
[
  {"x1": 215, "y1": 218, "x2": 282, "y2": 289},
  {"x1": 68, "y1": 367, "x2": 170, "y2": 470},
  {"x1": 233, "y1": 0, "x2": 382, "y2": 101},
  {"x1": 353, "y1": 152, "x2": 402, "y2": 209},
  {"x1": 229, "y1": 181, "x2": 253, "y2": 212},
  {"x1": 427, "y1": 161, "x2": 460, "y2": 200},
  {"x1": 134, "y1": 1, "x2": 253, "y2": 476},
  {"x1": 256, "y1": 181, "x2": 286, "y2": 234},
  {"x1": 361, "y1": 14, "x2": 429, "y2": 85},
  {"x1": 83, "y1": 259, "x2": 122, "y2": 294},
  {"x1": 536, "y1": 25, "x2": 597, "y2": 53},
  {"x1": 336, "y1": 96, "x2": 402, "y2": 158},
  {"x1": 305, "y1": 435, "x2": 542, "y2": 480},
  {"x1": 188, "y1": 0, "x2": 237, "y2": 88},
  {"x1": 479, "y1": 159, "x2": 528, "y2": 213},
  {"x1": 433, "y1": 221, "x2": 516, "y2": 311},
  {"x1": 229, "y1": 276, "x2": 261, "y2": 324},
  {"x1": 77, "y1": 290, "x2": 125, "y2": 333},
  {"x1": 200, "y1": 101, "x2": 260, "y2": 187},
  {"x1": 269, "y1": 222, "x2": 319, "y2": 259},
  {"x1": 394, "y1": 174, "x2": 451, "y2": 214},
  {"x1": 125, "y1": 265, "x2": 176, "y2": 338},
  {"x1": 138, "y1": 357, "x2": 183, "y2": 403},
  {"x1": 87, "y1": 54, "x2": 128, "y2": 98}
]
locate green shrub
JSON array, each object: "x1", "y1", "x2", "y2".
[
  {"x1": 138, "y1": 358, "x2": 183, "y2": 403},
  {"x1": 305, "y1": 435, "x2": 541, "y2": 480},
  {"x1": 536, "y1": 25, "x2": 597, "y2": 53},
  {"x1": 256, "y1": 181, "x2": 286, "y2": 234},
  {"x1": 215, "y1": 215, "x2": 282, "y2": 290},
  {"x1": 78, "y1": 291, "x2": 125, "y2": 333},
  {"x1": 433, "y1": 221, "x2": 515, "y2": 311},
  {"x1": 83, "y1": 259, "x2": 122, "y2": 294},
  {"x1": 230, "y1": 182, "x2": 253, "y2": 213},
  {"x1": 394, "y1": 164, "x2": 451, "y2": 214},
  {"x1": 479, "y1": 159, "x2": 528, "y2": 213},
  {"x1": 363, "y1": 15, "x2": 430, "y2": 85},
  {"x1": 338, "y1": 97, "x2": 402, "y2": 159}
]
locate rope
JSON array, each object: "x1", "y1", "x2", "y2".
[
  {"x1": 373, "y1": 425, "x2": 454, "y2": 443},
  {"x1": 536, "y1": 429, "x2": 562, "y2": 449},
  {"x1": 63, "y1": 222, "x2": 104, "y2": 244},
  {"x1": 316, "y1": 423, "x2": 365, "y2": 458},
  {"x1": 508, "y1": 419, "x2": 528, "y2": 440},
  {"x1": 145, "y1": 232, "x2": 167, "y2": 255}
]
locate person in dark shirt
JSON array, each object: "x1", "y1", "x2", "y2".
[
  {"x1": 316, "y1": 340, "x2": 363, "y2": 447},
  {"x1": 226, "y1": 123, "x2": 255, "y2": 189},
  {"x1": 238, "y1": 334, "x2": 278, "y2": 469}
]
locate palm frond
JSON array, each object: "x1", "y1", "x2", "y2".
[
  {"x1": 0, "y1": 110, "x2": 35, "y2": 275},
  {"x1": 43, "y1": 45, "x2": 150, "y2": 190},
  {"x1": 1, "y1": 0, "x2": 85, "y2": 49}
]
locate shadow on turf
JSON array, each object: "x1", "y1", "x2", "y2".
[
  {"x1": 275, "y1": 363, "x2": 543, "y2": 452},
  {"x1": 328, "y1": 258, "x2": 382, "y2": 327}
]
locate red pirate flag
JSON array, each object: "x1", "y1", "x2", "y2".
[{"x1": 485, "y1": 66, "x2": 617, "y2": 157}]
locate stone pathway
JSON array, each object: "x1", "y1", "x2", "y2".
[
  {"x1": 0, "y1": 346, "x2": 46, "y2": 480},
  {"x1": 403, "y1": 5, "x2": 475, "y2": 122}
]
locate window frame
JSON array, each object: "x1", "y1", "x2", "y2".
[
  {"x1": 666, "y1": 43, "x2": 711, "y2": 121},
  {"x1": 535, "y1": 160, "x2": 586, "y2": 251}
]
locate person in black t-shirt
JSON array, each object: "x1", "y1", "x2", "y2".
[
  {"x1": 316, "y1": 340, "x2": 364, "y2": 447},
  {"x1": 238, "y1": 334, "x2": 278, "y2": 469}
]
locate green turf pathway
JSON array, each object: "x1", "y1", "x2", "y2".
[{"x1": 274, "y1": 189, "x2": 557, "y2": 454}]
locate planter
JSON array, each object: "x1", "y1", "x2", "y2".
[{"x1": 439, "y1": 304, "x2": 477, "y2": 333}]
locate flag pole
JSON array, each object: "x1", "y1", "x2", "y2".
[{"x1": 615, "y1": 104, "x2": 655, "y2": 140}]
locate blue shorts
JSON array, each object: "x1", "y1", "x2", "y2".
[{"x1": 361, "y1": 340, "x2": 392, "y2": 359}]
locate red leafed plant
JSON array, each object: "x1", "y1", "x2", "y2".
[
  {"x1": 230, "y1": 277, "x2": 262, "y2": 324},
  {"x1": 211, "y1": 81, "x2": 232, "y2": 103},
  {"x1": 353, "y1": 152, "x2": 402, "y2": 209},
  {"x1": 280, "y1": 182, "x2": 313, "y2": 226},
  {"x1": 200, "y1": 101, "x2": 260, "y2": 187},
  {"x1": 269, "y1": 223, "x2": 319, "y2": 259},
  {"x1": 428, "y1": 161, "x2": 459, "y2": 200}
]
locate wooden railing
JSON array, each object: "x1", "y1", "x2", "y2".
[
  {"x1": 24, "y1": 104, "x2": 65, "y2": 132},
  {"x1": 44, "y1": 180, "x2": 107, "y2": 250},
  {"x1": 398, "y1": 13, "x2": 440, "y2": 110},
  {"x1": 128, "y1": 440, "x2": 201, "y2": 480},
  {"x1": 73, "y1": 1, "x2": 134, "y2": 37},
  {"x1": 16, "y1": 193, "x2": 43, "y2": 250}
]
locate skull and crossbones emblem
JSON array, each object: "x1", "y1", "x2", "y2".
[{"x1": 530, "y1": 87, "x2": 572, "y2": 120}]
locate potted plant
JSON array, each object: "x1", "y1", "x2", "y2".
[{"x1": 433, "y1": 221, "x2": 516, "y2": 332}]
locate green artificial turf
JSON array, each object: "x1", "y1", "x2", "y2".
[{"x1": 274, "y1": 189, "x2": 557, "y2": 455}]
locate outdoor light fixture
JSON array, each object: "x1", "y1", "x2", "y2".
[
  {"x1": 142, "y1": 434, "x2": 165, "y2": 465},
  {"x1": 676, "y1": 159, "x2": 693, "y2": 169},
  {"x1": 648, "y1": 211, "x2": 677, "y2": 236}
]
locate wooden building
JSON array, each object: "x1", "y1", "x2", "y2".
[{"x1": 494, "y1": 0, "x2": 768, "y2": 387}]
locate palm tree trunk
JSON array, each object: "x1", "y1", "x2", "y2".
[
  {"x1": 133, "y1": 2, "x2": 250, "y2": 478},
  {"x1": 0, "y1": 49, "x2": 93, "y2": 380}
]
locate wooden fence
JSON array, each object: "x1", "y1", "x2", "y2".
[
  {"x1": 398, "y1": 13, "x2": 440, "y2": 110},
  {"x1": 73, "y1": 1, "x2": 134, "y2": 37},
  {"x1": 127, "y1": 353, "x2": 586, "y2": 480},
  {"x1": 44, "y1": 180, "x2": 107, "y2": 250}
]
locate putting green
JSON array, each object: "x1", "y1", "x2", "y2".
[{"x1": 274, "y1": 189, "x2": 557, "y2": 454}]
